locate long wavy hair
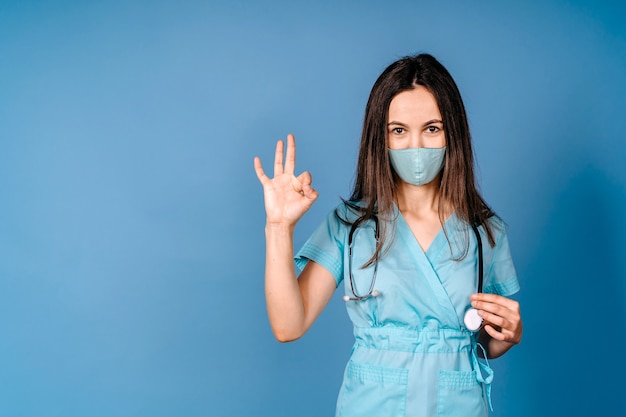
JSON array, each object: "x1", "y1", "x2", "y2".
[{"x1": 339, "y1": 53, "x2": 496, "y2": 264}]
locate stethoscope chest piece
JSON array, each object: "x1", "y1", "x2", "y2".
[{"x1": 463, "y1": 307, "x2": 483, "y2": 332}]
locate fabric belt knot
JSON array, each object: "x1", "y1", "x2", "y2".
[{"x1": 471, "y1": 342, "x2": 494, "y2": 411}]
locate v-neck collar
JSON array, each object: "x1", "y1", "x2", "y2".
[
  {"x1": 394, "y1": 206, "x2": 457, "y2": 261},
  {"x1": 393, "y1": 207, "x2": 462, "y2": 326}
]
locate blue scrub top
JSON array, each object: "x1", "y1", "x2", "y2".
[{"x1": 295, "y1": 203, "x2": 520, "y2": 417}]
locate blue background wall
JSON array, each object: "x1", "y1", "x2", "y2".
[{"x1": 1, "y1": 0, "x2": 625, "y2": 416}]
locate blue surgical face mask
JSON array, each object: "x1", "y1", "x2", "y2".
[{"x1": 388, "y1": 147, "x2": 446, "y2": 186}]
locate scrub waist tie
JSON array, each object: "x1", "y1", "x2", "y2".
[
  {"x1": 353, "y1": 326, "x2": 473, "y2": 352},
  {"x1": 471, "y1": 342, "x2": 494, "y2": 411}
]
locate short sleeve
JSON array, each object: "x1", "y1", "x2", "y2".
[
  {"x1": 484, "y1": 221, "x2": 520, "y2": 297},
  {"x1": 294, "y1": 206, "x2": 348, "y2": 287}
]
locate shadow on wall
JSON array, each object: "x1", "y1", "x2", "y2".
[{"x1": 526, "y1": 164, "x2": 626, "y2": 416}]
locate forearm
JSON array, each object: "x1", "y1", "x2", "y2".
[{"x1": 264, "y1": 223, "x2": 306, "y2": 342}]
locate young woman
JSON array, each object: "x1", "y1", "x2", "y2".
[{"x1": 254, "y1": 53, "x2": 522, "y2": 417}]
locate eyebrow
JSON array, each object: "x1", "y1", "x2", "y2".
[
  {"x1": 423, "y1": 119, "x2": 443, "y2": 126},
  {"x1": 387, "y1": 121, "x2": 409, "y2": 127},
  {"x1": 387, "y1": 119, "x2": 443, "y2": 127}
]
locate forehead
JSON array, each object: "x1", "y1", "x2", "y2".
[{"x1": 388, "y1": 86, "x2": 441, "y2": 120}]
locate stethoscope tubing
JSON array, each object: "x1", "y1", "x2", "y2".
[
  {"x1": 345, "y1": 216, "x2": 485, "y2": 331},
  {"x1": 344, "y1": 216, "x2": 380, "y2": 301}
]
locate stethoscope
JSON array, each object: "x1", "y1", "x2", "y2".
[
  {"x1": 342, "y1": 216, "x2": 485, "y2": 332},
  {"x1": 342, "y1": 216, "x2": 381, "y2": 302}
]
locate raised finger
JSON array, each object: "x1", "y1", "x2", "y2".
[
  {"x1": 273, "y1": 139, "x2": 285, "y2": 177},
  {"x1": 254, "y1": 156, "x2": 269, "y2": 185},
  {"x1": 283, "y1": 134, "x2": 296, "y2": 175}
]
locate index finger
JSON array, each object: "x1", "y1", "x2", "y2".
[
  {"x1": 273, "y1": 139, "x2": 285, "y2": 177},
  {"x1": 471, "y1": 293, "x2": 519, "y2": 310}
]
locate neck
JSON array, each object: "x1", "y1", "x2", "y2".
[{"x1": 395, "y1": 177, "x2": 450, "y2": 218}]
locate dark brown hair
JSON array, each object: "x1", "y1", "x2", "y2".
[{"x1": 340, "y1": 53, "x2": 496, "y2": 263}]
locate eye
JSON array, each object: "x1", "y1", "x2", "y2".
[
  {"x1": 425, "y1": 125, "x2": 441, "y2": 134},
  {"x1": 391, "y1": 127, "x2": 405, "y2": 134}
]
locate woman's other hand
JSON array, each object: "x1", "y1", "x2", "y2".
[{"x1": 470, "y1": 293, "x2": 522, "y2": 358}]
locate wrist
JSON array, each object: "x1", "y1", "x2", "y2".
[{"x1": 265, "y1": 221, "x2": 295, "y2": 235}]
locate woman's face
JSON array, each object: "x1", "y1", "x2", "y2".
[{"x1": 387, "y1": 86, "x2": 445, "y2": 150}]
